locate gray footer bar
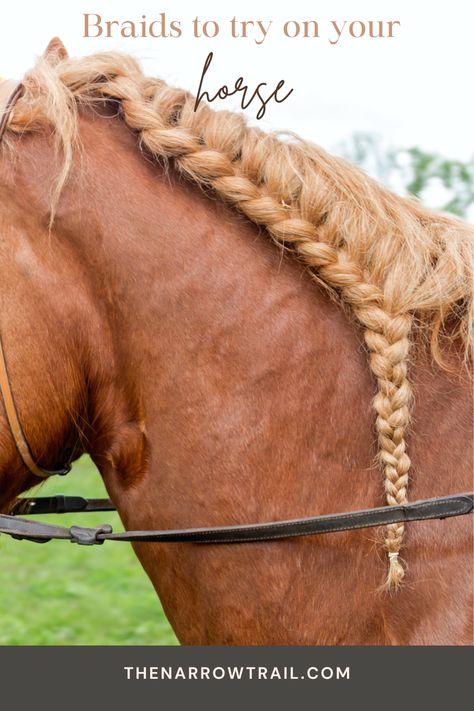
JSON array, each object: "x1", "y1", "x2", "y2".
[{"x1": 0, "y1": 646, "x2": 472, "y2": 710}]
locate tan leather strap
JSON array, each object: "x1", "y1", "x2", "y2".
[
  {"x1": 0, "y1": 333, "x2": 54, "y2": 478},
  {"x1": 0, "y1": 332, "x2": 71, "y2": 478},
  {"x1": 0, "y1": 79, "x2": 23, "y2": 141}
]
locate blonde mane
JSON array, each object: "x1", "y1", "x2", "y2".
[{"x1": 5, "y1": 49, "x2": 473, "y2": 588}]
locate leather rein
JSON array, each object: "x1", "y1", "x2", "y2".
[{"x1": 0, "y1": 78, "x2": 473, "y2": 548}]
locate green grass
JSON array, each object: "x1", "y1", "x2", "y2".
[{"x1": 0, "y1": 457, "x2": 178, "y2": 645}]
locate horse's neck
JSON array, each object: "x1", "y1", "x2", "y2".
[
  {"x1": 8, "y1": 111, "x2": 470, "y2": 519},
  {"x1": 0, "y1": 151, "x2": 88, "y2": 496},
  {"x1": 24, "y1": 111, "x2": 377, "y2": 527}
]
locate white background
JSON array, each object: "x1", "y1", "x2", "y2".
[{"x1": 0, "y1": 0, "x2": 472, "y2": 161}]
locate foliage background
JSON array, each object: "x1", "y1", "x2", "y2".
[{"x1": 339, "y1": 134, "x2": 473, "y2": 219}]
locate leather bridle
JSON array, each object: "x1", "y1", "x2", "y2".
[
  {"x1": 0, "y1": 76, "x2": 472, "y2": 548},
  {"x1": 0, "y1": 331, "x2": 71, "y2": 478}
]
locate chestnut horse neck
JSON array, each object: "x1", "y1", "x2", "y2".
[
  {"x1": 0, "y1": 79, "x2": 71, "y2": 479},
  {"x1": 0, "y1": 56, "x2": 472, "y2": 642},
  {"x1": 0, "y1": 80, "x2": 49, "y2": 477}
]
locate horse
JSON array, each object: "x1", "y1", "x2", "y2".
[{"x1": 0, "y1": 39, "x2": 472, "y2": 644}]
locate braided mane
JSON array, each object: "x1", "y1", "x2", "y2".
[{"x1": 6, "y1": 50, "x2": 473, "y2": 588}]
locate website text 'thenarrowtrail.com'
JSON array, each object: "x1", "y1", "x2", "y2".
[{"x1": 123, "y1": 665, "x2": 350, "y2": 681}]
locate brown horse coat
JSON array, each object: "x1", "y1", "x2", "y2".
[{"x1": 0, "y1": 49, "x2": 472, "y2": 644}]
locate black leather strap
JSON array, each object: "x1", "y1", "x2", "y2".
[
  {"x1": 11, "y1": 495, "x2": 115, "y2": 516},
  {"x1": 2, "y1": 493, "x2": 472, "y2": 546}
]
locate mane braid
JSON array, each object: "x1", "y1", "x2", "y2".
[{"x1": 6, "y1": 51, "x2": 473, "y2": 589}]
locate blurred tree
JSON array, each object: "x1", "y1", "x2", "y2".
[{"x1": 337, "y1": 133, "x2": 473, "y2": 218}]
